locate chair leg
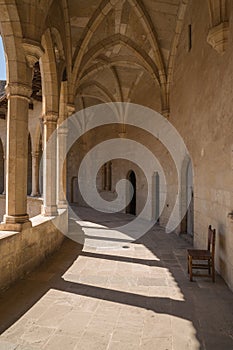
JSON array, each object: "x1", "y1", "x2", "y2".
[
  {"x1": 208, "y1": 259, "x2": 211, "y2": 275},
  {"x1": 212, "y1": 259, "x2": 215, "y2": 283},
  {"x1": 187, "y1": 255, "x2": 189, "y2": 273},
  {"x1": 189, "y1": 256, "x2": 193, "y2": 281}
]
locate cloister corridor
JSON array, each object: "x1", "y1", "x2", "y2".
[{"x1": 0, "y1": 207, "x2": 232, "y2": 350}]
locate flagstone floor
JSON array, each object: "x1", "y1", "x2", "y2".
[{"x1": 0, "y1": 207, "x2": 233, "y2": 350}]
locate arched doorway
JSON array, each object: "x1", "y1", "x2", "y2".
[
  {"x1": 38, "y1": 134, "x2": 43, "y2": 196},
  {"x1": 0, "y1": 138, "x2": 4, "y2": 194},
  {"x1": 154, "y1": 171, "x2": 160, "y2": 223},
  {"x1": 27, "y1": 134, "x2": 32, "y2": 195},
  {"x1": 126, "y1": 170, "x2": 136, "y2": 215},
  {"x1": 71, "y1": 176, "x2": 78, "y2": 204},
  {"x1": 186, "y1": 160, "x2": 194, "y2": 235}
]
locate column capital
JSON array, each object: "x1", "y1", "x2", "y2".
[
  {"x1": 42, "y1": 111, "x2": 59, "y2": 124},
  {"x1": 23, "y1": 39, "x2": 45, "y2": 68},
  {"x1": 5, "y1": 83, "x2": 32, "y2": 101}
]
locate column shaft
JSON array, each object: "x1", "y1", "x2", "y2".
[
  {"x1": 31, "y1": 151, "x2": 40, "y2": 196},
  {"x1": 42, "y1": 113, "x2": 58, "y2": 216},
  {"x1": 3, "y1": 83, "x2": 31, "y2": 225},
  {"x1": 57, "y1": 126, "x2": 68, "y2": 208}
]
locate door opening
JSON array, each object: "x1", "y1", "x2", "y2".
[{"x1": 126, "y1": 170, "x2": 136, "y2": 215}]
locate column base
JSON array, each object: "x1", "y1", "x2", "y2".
[
  {"x1": 1, "y1": 214, "x2": 32, "y2": 232},
  {"x1": 41, "y1": 205, "x2": 58, "y2": 216},
  {"x1": 31, "y1": 192, "x2": 40, "y2": 197}
]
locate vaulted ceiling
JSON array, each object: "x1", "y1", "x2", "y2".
[
  {"x1": 68, "y1": 0, "x2": 184, "y2": 112},
  {"x1": 5, "y1": 0, "x2": 227, "y2": 115}
]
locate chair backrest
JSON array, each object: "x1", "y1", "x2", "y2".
[{"x1": 208, "y1": 225, "x2": 216, "y2": 257}]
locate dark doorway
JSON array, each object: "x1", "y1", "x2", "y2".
[
  {"x1": 71, "y1": 176, "x2": 78, "y2": 204},
  {"x1": 126, "y1": 170, "x2": 136, "y2": 215}
]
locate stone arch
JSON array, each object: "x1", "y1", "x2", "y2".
[
  {"x1": 80, "y1": 59, "x2": 147, "y2": 84},
  {"x1": 166, "y1": 0, "x2": 189, "y2": 117},
  {"x1": 128, "y1": 0, "x2": 165, "y2": 78},
  {"x1": 98, "y1": 56, "x2": 123, "y2": 102},
  {"x1": 207, "y1": 0, "x2": 228, "y2": 27},
  {"x1": 76, "y1": 81, "x2": 116, "y2": 104},
  {"x1": 76, "y1": 94, "x2": 110, "y2": 105},
  {"x1": 71, "y1": 0, "x2": 165, "y2": 96},
  {"x1": 0, "y1": 1, "x2": 27, "y2": 83},
  {"x1": 77, "y1": 34, "x2": 159, "y2": 87},
  {"x1": 50, "y1": 27, "x2": 65, "y2": 65},
  {"x1": 40, "y1": 28, "x2": 60, "y2": 115}
]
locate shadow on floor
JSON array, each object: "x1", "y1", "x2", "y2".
[{"x1": 0, "y1": 211, "x2": 233, "y2": 349}]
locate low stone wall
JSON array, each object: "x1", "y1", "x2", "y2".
[
  {"x1": 0, "y1": 195, "x2": 43, "y2": 221},
  {"x1": 27, "y1": 197, "x2": 43, "y2": 218},
  {"x1": 0, "y1": 209, "x2": 67, "y2": 291}
]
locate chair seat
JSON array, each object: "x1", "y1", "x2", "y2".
[{"x1": 187, "y1": 249, "x2": 211, "y2": 259}]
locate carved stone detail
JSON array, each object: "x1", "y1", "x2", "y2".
[
  {"x1": 43, "y1": 111, "x2": 59, "y2": 124},
  {"x1": 23, "y1": 39, "x2": 44, "y2": 68},
  {"x1": 207, "y1": 22, "x2": 229, "y2": 54},
  {"x1": 5, "y1": 82, "x2": 32, "y2": 101}
]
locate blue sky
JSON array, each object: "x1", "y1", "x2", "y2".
[{"x1": 0, "y1": 37, "x2": 6, "y2": 80}]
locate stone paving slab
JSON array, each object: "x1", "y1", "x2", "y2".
[{"x1": 0, "y1": 207, "x2": 232, "y2": 349}]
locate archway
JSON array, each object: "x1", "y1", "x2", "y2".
[
  {"x1": 27, "y1": 134, "x2": 32, "y2": 195},
  {"x1": 181, "y1": 158, "x2": 194, "y2": 235},
  {"x1": 71, "y1": 176, "x2": 78, "y2": 204},
  {"x1": 126, "y1": 170, "x2": 136, "y2": 215},
  {"x1": 0, "y1": 138, "x2": 4, "y2": 194},
  {"x1": 153, "y1": 171, "x2": 160, "y2": 223},
  {"x1": 186, "y1": 160, "x2": 194, "y2": 235},
  {"x1": 38, "y1": 134, "x2": 43, "y2": 196}
]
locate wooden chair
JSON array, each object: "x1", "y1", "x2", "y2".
[{"x1": 187, "y1": 225, "x2": 216, "y2": 282}]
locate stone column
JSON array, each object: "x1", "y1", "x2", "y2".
[
  {"x1": 31, "y1": 151, "x2": 40, "y2": 196},
  {"x1": 2, "y1": 155, "x2": 6, "y2": 195},
  {"x1": 57, "y1": 102, "x2": 75, "y2": 208},
  {"x1": 42, "y1": 112, "x2": 58, "y2": 216},
  {"x1": 57, "y1": 124, "x2": 68, "y2": 208},
  {"x1": 2, "y1": 83, "x2": 32, "y2": 228}
]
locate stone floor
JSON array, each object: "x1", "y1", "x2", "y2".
[{"x1": 0, "y1": 207, "x2": 233, "y2": 350}]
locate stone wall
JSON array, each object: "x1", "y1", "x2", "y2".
[
  {"x1": 67, "y1": 124, "x2": 177, "y2": 225},
  {"x1": 0, "y1": 210, "x2": 67, "y2": 291},
  {"x1": 170, "y1": 0, "x2": 233, "y2": 289}
]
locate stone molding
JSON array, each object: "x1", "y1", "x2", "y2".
[
  {"x1": 23, "y1": 39, "x2": 45, "y2": 68},
  {"x1": 207, "y1": 21, "x2": 229, "y2": 54},
  {"x1": 42, "y1": 111, "x2": 59, "y2": 124},
  {"x1": 5, "y1": 82, "x2": 32, "y2": 101},
  {"x1": 31, "y1": 151, "x2": 40, "y2": 158}
]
